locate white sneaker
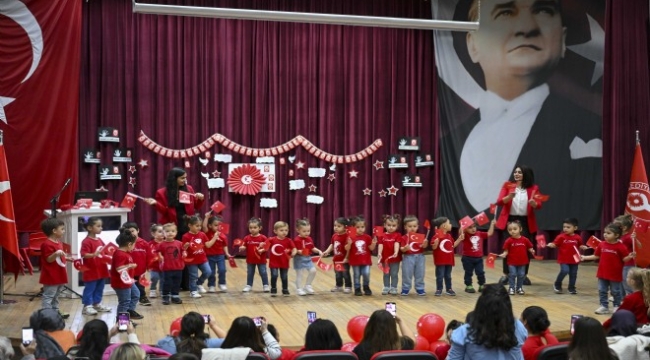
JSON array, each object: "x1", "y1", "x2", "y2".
[
  {"x1": 197, "y1": 285, "x2": 207, "y2": 294},
  {"x1": 208, "y1": 286, "x2": 217, "y2": 293},
  {"x1": 263, "y1": 285, "x2": 271, "y2": 293},
  {"x1": 304, "y1": 285, "x2": 315, "y2": 295},
  {"x1": 149, "y1": 290, "x2": 157, "y2": 298},
  {"x1": 343, "y1": 287, "x2": 352, "y2": 294},
  {"x1": 190, "y1": 291, "x2": 202, "y2": 298},
  {"x1": 93, "y1": 304, "x2": 111, "y2": 312},
  {"x1": 243, "y1": 285, "x2": 252, "y2": 292},
  {"x1": 219, "y1": 284, "x2": 228, "y2": 292},
  {"x1": 297, "y1": 288, "x2": 307, "y2": 296},
  {"x1": 331, "y1": 286, "x2": 343, "y2": 292},
  {"x1": 83, "y1": 306, "x2": 98, "y2": 315},
  {"x1": 595, "y1": 306, "x2": 610, "y2": 315}
]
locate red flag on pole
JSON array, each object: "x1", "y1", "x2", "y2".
[
  {"x1": 625, "y1": 141, "x2": 650, "y2": 267},
  {"x1": 0, "y1": 131, "x2": 22, "y2": 276}
]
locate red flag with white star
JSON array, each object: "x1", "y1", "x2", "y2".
[
  {"x1": 0, "y1": 131, "x2": 22, "y2": 276},
  {"x1": 625, "y1": 143, "x2": 650, "y2": 267}
]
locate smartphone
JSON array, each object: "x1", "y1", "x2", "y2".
[
  {"x1": 117, "y1": 312, "x2": 130, "y2": 332},
  {"x1": 385, "y1": 302, "x2": 397, "y2": 317},
  {"x1": 22, "y1": 328, "x2": 33, "y2": 346},
  {"x1": 203, "y1": 314, "x2": 211, "y2": 324},
  {"x1": 570, "y1": 315, "x2": 583, "y2": 335},
  {"x1": 307, "y1": 311, "x2": 317, "y2": 325},
  {"x1": 253, "y1": 317, "x2": 262, "y2": 327}
]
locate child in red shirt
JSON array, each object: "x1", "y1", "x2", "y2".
[
  {"x1": 238, "y1": 217, "x2": 269, "y2": 293},
  {"x1": 148, "y1": 224, "x2": 164, "y2": 299},
  {"x1": 582, "y1": 222, "x2": 636, "y2": 315},
  {"x1": 499, "y1": 220, "x2": 535, "y2": 295},
  {"x1": 110, "y1": 228, "x2": 143, "y2": 319},
  {"x1": 122, "y1": 222, "x2": 152, "y2": 306},
  {"x1": 546, "y1": 218, "x2": 588, "y2": 294},
  {"x1": 293, "y1": 218, "x2": 323, "y2": 296},
  {"x1": 459, "y1": 219, "x2": 496, "y2": 294},
  {"x1": 615, "y1": 214, "x2": 635, "y2": 295},
  {"x1": 158, "y1": 223, "x2": 185, "y2": 305},
  {"x1": 431, "y1": 217, "x2": 460, "y2": 296},
  {"x1": 203, "y1": 213, "x2": 232, "y2": 293},
  {"x1": 400, "y1": 216, "x2": 429, "y2": 296},
  {"x1": 182, "y1": 216, "x2": 214, "y2": 299},
  {"x1": 346, "y1": 216, "x2": 376, "y2": 296},
  {"x1": 267, "y1": 221, "x2": 296, "y2": 296},
  {"x1": 322, "y1": 217, "x2": 352, "y2": 293},
  {"x1": 39, "y1": 218, "x2": 71, "y2": 318},
  {"x1": 377, "y1": 215, "x2": 402, "y2": 295},
  {"x1": 603, "y1": 267, "x2": 650, "y2": 329},
  {"x1": 80, "y1": 217, "x2": 111, "y2": 315}
]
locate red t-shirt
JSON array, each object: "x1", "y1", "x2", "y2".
[
  {"x1": 348, "y1": 234, "x2": 373, "y2": 266},
  {"x1": 503, "y1": 236, "x2": 533, "y2": 266},
  {"x1": 330, "y1": 233, "x2": 348, "y2": 263},
  {"x1": 242, "y1": 234, "x2": 268, "y2": 265},
  {"x1": 522, "y1": 329, "x2": 559, "y2": 360},
  {"x1": 621, "y1": 233, "x2": 635, "y2": 266},
  {"x1": 603, "y1": 291, "x2": 650, "y2": 329},
  {"x1": 130, "y1": 237, "x2": 150, "y2": 276},
  {"x1": 157, "y1": 240, "x2": 185, "y2": 271},
  {"x1": 378, "y1": 232, "x2": 402, "y2": 263},
  {"x1": 402, "y1": 234, "x2": 425, "y2": 255},
  {"x1": 462, "y1": 231, "x2": 488, "y2": 258},
  {"x1": 433, "y1": 233, "x2": 455, "y2": 266},
  {"x1": 552, "y1": 233, "x2": 583, "y2": 265},
  {"x1": 182, "y1": 232, "x2": 209, "y2": 265},
  {"x1": 267, "y1": 237, "x2": 295, "y2": 269},
  {"x1": 80, "y1": 237, "x2": 109, "y2": 282},
  {"x1": 40, "y1": 239, "x2": 68, "y2": 286},
  {"x1": 595, "y1": 240, "x2": 629, "y2": 281},
  {"x1": 293, "y1": 236, "x2": 315, "y2": 255},
  {"x1": 204, "y1": 230, "x2": 228, "y2": 256},
  {"x1": 147, "y1": 240, "x2": 164, "y2": 271},
  {"x1": 110, "y1": 249, "x2": 135, "y2": 289}
]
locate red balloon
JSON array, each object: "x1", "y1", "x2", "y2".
[
  {"x1": 169, "y1": 317, "x2": 183, "y2": 337},
  {"x1": 341, "y1": 342, "x2": 358, "y2": 352},
  {"x1": 417, "y1": 313, "x2": 446, "y2": 343},
  {"x1": 430, "y1": 341, "x2": 450, "y2": 360},
  {"x1": 347, "y1": 315, "x2": 370, "y2": 342},
  {"x1": 414, "y1": 335, "x2": 430, "y2": 350}
]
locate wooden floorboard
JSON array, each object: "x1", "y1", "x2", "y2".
[{"x1": 1, "y1": 256, "x2": 604, "y2": 347}]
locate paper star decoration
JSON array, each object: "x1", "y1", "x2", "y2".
[
  {"x1": 373, "y1": 160, "x2": 384, "y2": 170},
  {"x1": 212, "y1": 170, "x2": 222, "y2": 178},
  {"x1": 327, "y1": 173, "x2": 336, "y2": 182},
  {"x1": 387, "y1": 185, "x2": 399, "y2": 196},
  {"x1": 295, "y1": 161, "x2": 305, "y2": 169},
  {"x1": 378, "y1": 189, "x2": 387, "y2": 197},
  {"x1": 566, "y1": 14, "x2": 604, "y2": 85},
  {"x1": 95, "y1": 186, "x2": 108, "y2": 192},
  {"x1": 309, "y1": 184, "x2": 317, "y2": 192},
  {"x1": 128, "y1": 165, "x2": 137, "y2": 174},
  {"x1": 348, "y1": 169, "x2": 359, "y2": 178},
  {"x1": 129, "y1": 177, "x2": 137, "y2": 187},
  {"x1": 138, "y1": 159, "x2": 148, "y2": 169},
  {"x1": 362, "y1": 188, "x2": 372, "y2": 196}
]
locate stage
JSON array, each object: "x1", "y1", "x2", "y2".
[{"x1": 1, "y1": 256, "x2": 602, "y2": 347}]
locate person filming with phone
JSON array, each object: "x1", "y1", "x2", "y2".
[
  {"x1": 157, "y1": 312, "x2": 227, "y2": 357},
  {"x1": 203, "y1": 316, "x2": 281, "y2": 360}
]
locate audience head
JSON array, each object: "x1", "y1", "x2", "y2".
[
  {"x1": 569, "y1": 317, "x2": 615, "y2": 360},
  {"x1": 446, "y1": 320, "x2": 464, "y2": 342},
  {"x1": 221, "y1": 316, "x2": 265, "y2": 353},
  {"x1": 358, "y1": 310, "x2": 401, "y2": 355},
  {"x1": 304, "y1": 319, "x2": 343, "y2": 351},
  {"x1": 76, "y1": 319, "x2": 110, "y2": 360},
  {"x1": 0, "y1": 336, "x2": 14, "y2": 360},
  {"x1": 169, "y1": 354, "x2": 199, "y2": 360},
  {"x1": 468, "y1": 284, "x2": 518, "y2": 351},
  {"x1": 607, "y1": 310, "x2": 637, "y2": 337},
  {"x1": 176, "y1": 312, "x2": 209, "y2": 358},
  {"x1": 109, "y1": 343, "x2": 146, "y2": 360},
  {"x1": 399, "y1": 335, "x2": 415, "y2": 350},
  {"x1": 521, "y1": 306, "x2": 551, "y2": 335},
  {"x1": 30, "y1": 309, "x2": 65, "y2": 332}
]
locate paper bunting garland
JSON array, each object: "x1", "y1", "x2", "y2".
[{"x1": 227, "y1": 164, "x2": 266, "y2": 195}]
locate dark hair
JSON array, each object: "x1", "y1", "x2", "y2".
[
  {"x1": 350, "y1": 216, "x2": 366, "y2": 227},
  {"x1": 433, "y1": 217, "x2": 449, "y2": 229},
  {"x1": 507, "y1": 220, "x2": 523, "y2": 231},
  {"x1": 150, "y1": 223, "x2": 162, "y2": 233},
  {"x1": 84, "y1": 217, "x2": 102, "y2": 232},
  {"x1": 185, "y1": 215, "x2": 201, "y2": 227},
  {"x1": 446, "y1": 320, "x2": 464, "y2": 334},
  {"x1": 465, "y1": 311, "x2": 474, "y2": 323},
  {"x1": 121, "y1": 222, "x2": 139, "y2": 231},
  {"x1": 208, "y1": 216, "x2": 223, "y2": 226},
  {"x1": 400, "y1": 336, "x2": 415, "y2": 350},
  {"x1": 467, "y1": 284, "x2": 518, "y2": 350},
  {"x1": 221, "y1": 317, "x2": 265, "y2": 353},
  {"x1": 514, "y1": 165, "x2": 535, "y2": 189},
  {"x1": 41, "y1": 218, "x2": 65, "y2": 236},
  {"x1": 563, "y1": 218, "x2": 579, "y2": 227},
  {"x1": 402, "y1": 215, "x2": 419, "y2": 227},
  {"x1": 169, "y1": 354, "x2": 200, "y2": 360},
  {"x1": 115, "y1": 228, "x2": 137, "y2": 247},
  {"x1": 247, "y1": 217, "x2": 262, "y2": 227},
  {"x1": 569, "y1": 317, "x2": 617, "y2": 360},
  {"x1": 607, "y1": 310, "x2": 638, "y2": 337},
  {"x1": 267, "y1": 324, "x2": 279, "y2": 342},
  {"x1": 358, "y1": 310, "x2": 400, "y2": 355},
  {"x1": 614, "y1": 214, "x2": 633, "y2": 231},
  {"x1": 176, "y1": 312, "x2": 209, "y2": 358},
  {"x1": 521, "y1": 306, "x2": 551, "y2": 335},
  {"x1": 165, "y1": 168, "x2": 188, "y2": 206},
  {"x1": 604, "y1": 222, "x2": 623, "y2": 238},
  {"x1": 76, "y1": 319, "x2": 110, "y2": 360},
  {"x1": 334, "y1": 217, "x2": 349, "y2": 227},
  {"x1": 295, "y1": 218, "x2": 310, "y2": 229},
  {"x1": 382, "y1": 214, "x2": 401, "y2": 227},
  {"x1": 304, "y1": 319, "x2": 343, "y2": 351}
]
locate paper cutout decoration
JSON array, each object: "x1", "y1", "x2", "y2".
[
  {"x1": 260, "y1": 198, "x2": 278, "y2": 208},
  {"x1": 489, "y1": 203, "x2": 497, "y2": 214},
  {"x1": 120, "y1": 269, "x2": 134, "y2": 285},
  {"x1": 398, "y1": 137, "x2": 420, "y2": 151},
  {"x1": 373, "y1": 226, "x2": 385, "y2": 237},
  {"x1": 586, "y1": 235, "x2": 601, "y2": 249},
  {"x1": 334, "y1": 262, "x2": 345, "y2": 272},
  {"x1": 98, "y1": 127, "x2": 119, "y2": 142},
  {"x1": 227, "y1": 164, "x2": 267, "y2": 195},
  {"x1": 486, "y1": 253, "x2": 498, "y2": 268},
  {"x1": 533, "y1": 193, "x2": 550, "y2": 202},
  {"x1": 113, "y1": 148, "x2": 133, "y2": 163},
  {"x1": 256, "y1": 157, "x2": 275, "y2": 164},
  {"x1": 423, "y1": 219, "x2": 431, "y2": 230},
  {"x1": 474, "y1": 212, "x2": 489, "y2": 226},
  {"x1": 138, "y1": 275, "x2": 151, "y2": 287},
  {"x1": 295, "y1": 161, "x2": 305, "y2": 169},
  {"x1": 228, "y1": 257, "x2": 237, "y2": 268},
  {"x1": 207, "y1": 178, "x2": 225, "y2": 189},
  {"x1": 289, "y1": 179, "x2": 306, "y2": 190},
  {"x1": 307, "y1": 195, "x2": 324, "y2": 204},
  {"x1": 217, "y1": 223, "x2": 230, "y2": 235},
  {"x1": 401, "y1": 174, "x2": 423, "y2": 187},
  {"x1": 348, "y1": 169, "x2": 359, "y2": 178},
  {"x1": 82, "y1": 149, "x2": 101, "y2": 164},
  {"x1": 120, "y1": 192, "x2": 139, "y2": 209},
  {"x1": 178, "y1": 191, "x2": 193, "y2": 204},
  {"x1": 308, "y1": 168, "x2": 327, "y2": 178},
  {"x1": 459, "y1": 216, "x2": 474, "y2": 229},
  {"x1": 414, "y1": 153, "x2": 434, "y2": 167},
  {"x1": 73, "y1": 259, "x2": 90, "y2": 272},
  {"x1": 288, "y1": 155, "x2": 296, "y2": 163},
  {"x1": 387, "y1": 154, "x2": 408, "y2": 169},
  {"x1": 201, "y1": 172, "x2": 210, "y2": 179},
  {"x1": 199, "y1": 157, "x2": 209, "y2": 166},
  {"x1": 214, "y1": 154, "x2": 233, "y2": 163},
  {"x1": 634, "y1": 219, "x2": 649, "y2": 233},
  {"x1": 211, "y1": 201, "x2": 226, "y2": 214},
  {"x1": 536, "y1": 234, "x2": 547, "y2": 248},
  {"x1": 98, "y1": 165, "x2": 122, "y2": 181}
]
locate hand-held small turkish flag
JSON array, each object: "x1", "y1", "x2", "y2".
[
  {"x1": 211, "y1": 201, "x2": 226, "y2": 214},
  {"x1": 534, "y1": 255, "x2": 544, "y2": 260},
  {"x1": 536, "y1": 234, "x2": 547, "y2": 248},
  {"x1": 138, "y1": 275, "x2": 151, "y2": 287},
  {"x1": 587, "y1": 235, "x2": 601, "y2": 249},
  {"x1": 120, "y1": 269, "x2": 134, "y2": 285},
  {"x1": 377, "y1": 262, "x2": 390, "y2": 274},
  {"x1": 435, "y1": 228, "x2": 446, "y2": 239},
  {"x1": 228, "y1": 257, "x2": 237, "y2": 268},
  {"x1": 260, "y1": 240, "x2": 270, "y2": 252},
  {"x1": 505, "y1": 181, "x2": 517, "y2": 193},
  {"x1": 533, "y1": 193, "x2": 550, "y2": 202},
  {"x1": 217, "y1": 223, "x2": 230, "y2": 235},
  {"x1": 317, "y1": 259, "x2": 332, "y2": 271},
  {"x1": 182, "y1": 250, "x2": 195, "y2": 263},
  {"x1": 232, "y1": 238, "x2": 242, "y2": 247},
  {"x1": 178, "y1": 190, "x2": 193, "y2": 204},
  {"x1": 423, "y1": 219, "x2": 431, "y2": 230},
  {"x1": 346, "y1": 226, "x2": 356, "y2": 238},
  {"x1": 73, "y1": 259, "x2": 90, "y2": 272},
  {"x1": 634, "y1": 219, "x2": 649, "y2": 233},
  {"x1": 573, "y1": 246, "x2": 581, "y2": 262},
  {"x1": 120, "y1": 192, "x2": 140, "y2": 210},
  {"x1": 486, "y1": 253, "x2": 498, "y2": 269},
  {"x1": 62, "y1": 242, "x2": 71, "y2": 253},
  {"x1": 373, "y1": 226, "x2": 385, "y2": 236},
  {"x1": 474, "y1": 212, "x2": 489, "y2": 226},
  {"x1": 101, "y1": 243, "x2": 118, "y2": 257},
  {"x1": 489, "y1": 203, "x2": 497, "y2": 214},
  {"x1": 408, "y1": 232, "x2": 425, "y2": 244},
  {"x1": 459, "y1": 216, "x2": 474, "y2": 229},
  {"x1": 334, "y1": 262, "x2": 345, "y2": 272}
]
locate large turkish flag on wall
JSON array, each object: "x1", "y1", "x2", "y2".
[{"x1": 0, "y1": 0, "x2": 81, "y2": 231}]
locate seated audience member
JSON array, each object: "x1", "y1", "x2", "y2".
[
  {"x1": 520, "y1": 306, "x2": 558, "y2": 360},
  {"x1": 302, "y1": 319, "x2": 343, "y2": 352},
  {"x1": 169, "y1": 353, "x2": 200, "y2": 360},
  {"x1": 72, "y1": 319, "x2": 139, "y2": 360},
  {"x1": 0, "y1": 336, "x2": 14, "y2": 360},
  {"x1": 353, "y1": 310, "x2": 415, "y2": 360},
  {"x1": 30, "y1": 309, "x2": 76, "y2": 358},
  {"x1": 219, "y1": 316, "x2": 282, "y2": 360},
  {"x1": 109, "y1": 343, "x2": 146, "y2": 360},
  {"x1": 400, "y1": 336, "x2": 415, "y2": 351},
  {"x1": 569, "y1": 317, "x2": 618, "y2": 360},
  {"x1": 604, "y1": 268, "x2": 650, "y2": 330},
  {"x1": 435, "y1": 320, "x2": 464, "y2": 360},
  {"x1": 267, "y1": 324, "x2": 295, "y2": 360},
  {"x1": 157, "y1": 312, "x2": 227, "y2": 356},
  {"x1": 607, "y1": 310, "x2": 638, "y2": 337}
]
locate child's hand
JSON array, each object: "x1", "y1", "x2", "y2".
[
  {"x1": 579, "y1": 245, "x2": 589, "y2": 250},
  {"x1": 205, "y1": 211, "x2": 212, "y2": 216},
  {"x1": 498, "y1": 253, "x2": 506, "y2": 258},
  {"x1": 56, "y1": 250, "x2": 66, "y2": 256},
  {"x1": 529, "y1": 248, "x2": 535, "y2": 254},
  {"x1": 372, "y1": 237, "x2": 378, "y2": 244},
  {"x1": 145, "y1": 198, "x2": 157, "y2": 205},
  {"x1": 183, "y1": 243, "x2": 190, "y2": 250},
  {"x1": 343, "y1": 258, "x2": 349, "y2": 263},
  {"x1": 630, "y1": 252, "x2": 637, "y2": 258},
  {"x1": 580, "y1": 255, "x2": 586, "y2": 261},
  {"x1": 239, "y1": 246, "x2": 246, "y2": 252}
]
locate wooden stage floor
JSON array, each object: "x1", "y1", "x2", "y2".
[{"x1": 1, "y1": 256, "x2": 604, "y2": 347}]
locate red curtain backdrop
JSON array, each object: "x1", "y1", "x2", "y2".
[{"x1": 78, "y1": 0, "x2": 437, "y2": 248}]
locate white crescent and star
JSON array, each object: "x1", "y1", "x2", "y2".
[
  {"x1": 439, "y1": 239, "x2": 453, "y2": 254},
  {"x1": 241, "y1": 175, "x2": 253, "y2": 185},
  {"x1": 0, "y1": 181, "x2": 14, "y2": 222},
  {"x1": 271, "y1": 244, "x2": 283, "y2": 256}
]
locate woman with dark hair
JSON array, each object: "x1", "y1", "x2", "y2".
[
  {"x1": 303, "y1": 319, "x2": 343, "y2": 351},
  {"x1": 147, "y1": 168, "x2": 205, "y2": 238},
  {"x1": 157, "y1": 312, "x2": 227, "y2": 356},
  {"x1": 353, "y1": 310, "x2": 414, "y2": 360},
  {"x1": 220, "y1": 316, "x2": 282, "y2": 359},
  {"x1": 73, "y1": 319, "x2": 140, "y2": 360},
  {"x1": 448, "y1": 284, "x2": 527, "y2": 359},
  {"x1": 569, "y1": 317, "x2": 618, "y2": 360},
  {"x1": 520, "y1": 306, "x2": 558, "y2": 360},
  {"x1": 496, "y1": 165, "x2": 542, "y2": 285}
]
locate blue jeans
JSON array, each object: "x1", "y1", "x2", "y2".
[
  {"x1": 335, "y1": 263, "x2": 352, "y2": 288},
  {"x1": 554, "y1": 264, "x2": 579, "y2": 292},
  {"x1": 435, "y1": 265, "x2": 453, "y2": 291},
  {"x1": 188, "y1": 262, "x2": 212, "y2": 292},
  {"x1": 270, "y1": 268, "x2": 289, "y2": 290},
  {"x1": 352, "y1": 265, "x2": 370, "y2": 288},
  {"x1": 402, "y1": 254, "x2": 425, "y2": 292},
  {"x1": 162, "y1": 270, "x2": 182, "y2": 297},
  {"x1": 150, "y1": 270, "x2": 163, "y2": 291},
  {"x1": 114, "y1": 284, "x2": 140, "y2": 313},
  {"x1": 461, "y1": 256, "x2": 485, "y2": 286},
  {"x1": 382, "y1": 262, "x2": 400, "y2": 288},
  {"x1": 598, "y1": 278, "x2": 622, "y2": 308},
  {"x1": 623, "y1": 266, "x2": 634, "y2": 295},
  {"x1": 82, "y1": 279, "x2": 106, "y2": 306},
  {"x1": 207, "y1": 255, "x2": 227, "y2": 287},
  {"x1": 246, "y1": 263, "x2": 269, "y2": 286},
  {"x1": 508, "y1": 265, "x2": 526, "y2": 290},
  {"x1": 41, "y1": 285, "x2": 64, "y2": 310}
]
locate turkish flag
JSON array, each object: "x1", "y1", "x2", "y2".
[
  {"x1": 505, "y1": 182, "x2": 517, "y2": 193},
  {"x1": 178, "y1": 190, "x2": 192, "y2": 204},
  {"x1": 301, "y1": 247, "x2": 311, "y2": 256},
  {"x1": 377, "y1": 262, "x2": 389, "y2": 274},
  {"x1": 232, "y1": 238, "x2": 242, "y2": 247},
  {"x1": 459, "y1": 216, "x2": 473, "y2": 229},
  {"x1": 217, "y1": 223, "x2": 230, "y2": 235},
  {"x1": 138, "y1": 275, "x2": 151, "y2": 287},
  {"x1": 0, "y1": 135, "x2": 22, "y2": 276},
  {"x1": 533, "y1": 193, "x2": 550, "y2": 202},
  {"x1": 489, "y1": 203, "x2": 497, "y2": 214},
  {"x1": 634, "y1": 219, "x2": 649, "y2": 233},
  {"x1": 316, "y1": 259, "x2": 332, "y2": 271},
  {"x1": 73, "y1": 258, "x2": 90, "y2": 272},
  {"x1": 211, "y1": 201, "x2": 226, "y2": 214},
  {"x1": 346, "y1": 226, "x2": 355, "y2": 238},
  {"x1": 626, "y1": 144, "x2": 650, "y2": 267},
  {"x1": 486, "y1": 253, "x2": 498, "y2": 269},
  {"x1": 536, "y1": 234, "x2": 547, "y2": 248},
  {"x1": 101, "y1": 242, "x2": 118, "y2": 257},
  {"x1": 120, "y1": 192, "x2": 138, "y2": 209},
  {"x1": 423, "y1": 219, "x2": 431, "y2": 230},
  {"x1": 228, "y1": 256, "x2": 237, "y2": 268},
  {"x1": 373, "y1": 226, "x2": 385, "y2": 237},
  {"x1": 334, "y1": 262, "x2": 345, "y2": 272},
  {"x1": 474, "y1": 212, "x2": 489, "y2": 226},
  {"x1": 586, "y1": 235, "x2": 601, "y2": 250},
  {"x1": 407, "y1": 232, "x2": 425, "y2": 244}
]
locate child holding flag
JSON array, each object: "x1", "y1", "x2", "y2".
[{"x1": 546, "y1": 218, "x2": 588, "y2": 294}]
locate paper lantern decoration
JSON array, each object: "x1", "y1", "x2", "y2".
[{"x1": 227, "y1": 164, "x2": 267, "y2": 195}]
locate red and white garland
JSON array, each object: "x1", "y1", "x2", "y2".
[{"x1": 137, "y1": 131, "x2": 382, "y2": 164}]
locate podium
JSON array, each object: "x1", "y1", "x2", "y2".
[{"x1": 45, "y1": 207, "x2": 131, "y2": 298}]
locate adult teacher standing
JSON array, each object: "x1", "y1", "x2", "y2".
[{"x1": 496, "y1": 165, "x2": 541, "y2": 285}]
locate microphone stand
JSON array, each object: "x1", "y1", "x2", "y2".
[{"x1": 50, "y1": 178, "x2": 72, "y2": 218}]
